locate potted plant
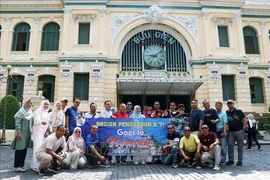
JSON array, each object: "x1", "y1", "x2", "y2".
[{"x1": 263, "y1": 116, "x2": 270, "y2": 141}]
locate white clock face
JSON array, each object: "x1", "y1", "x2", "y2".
[{"x1": 143, "y1": 45, "x2": 166, "y2": 68}]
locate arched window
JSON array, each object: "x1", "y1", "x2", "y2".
[
  {"x1": 38, "y1": 75, "x2": 55, "y2": 102},
  {"x1": 12, "y1": 23, "x2": 31, "y2": 51},
  {"x1": 8, "y1": 75, "x2": 25, "y2": 101},
  {"x1": 41, "y1": 23, "x2": 60, "y2": 51},
  {"x1": 243, "y1": 27, "x2": 259, "y2": 54},
  {"x1": 249, "y1": 77, "x2": 264, "y2": 103}
]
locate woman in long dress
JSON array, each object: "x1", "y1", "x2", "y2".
[
  {"x1": 50, "y1": 101, "x2": 65, "y2": 132},
  {"x1": 11, "y1": 99, "x2": 33, "y2": 172},
  {"x1": 30, "y1": 100, "x2": 50, "y2": 171}
]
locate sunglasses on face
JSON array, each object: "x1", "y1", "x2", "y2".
[
  {"x1": 92, "y1": 128, "x2": 98, "y2": 130},
  {"x1": 75, "y1": 101, "x2": 80, "y2": 104},
  {"x1": 75, "y1": 131, "x2": 81, "y2": 134},
  {"x1": 127, "y1": 104, "x2": 132, "y2": 105},
  {"x1": 184, "y1": 129, "x2": 191, "y2": 132},
  {"x1": 167, "y1": 128, "x2": 173, "y2": 130}
]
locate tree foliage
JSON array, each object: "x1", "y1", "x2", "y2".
[{"x1": 0, "y1": 95, "x2": 20, "y2": 129}]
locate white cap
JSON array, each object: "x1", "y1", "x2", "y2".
[{"x1": 61, "y1": 97, "x2": 68, "y2": 102}]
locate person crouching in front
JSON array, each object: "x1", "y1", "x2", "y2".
[
  {"x1": 179, "y1": 126, "x2": 201, "y2": 169},
  {"x1": 86, "y1": 125, "x2": 110, "y2": 168}
]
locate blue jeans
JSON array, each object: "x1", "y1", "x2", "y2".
[
  {"x1": 220, "y1": 135, "x2": 227, "y2": 163},
  {"x1": 164, "y1": 146, "x2": 179, "y2": 165}
]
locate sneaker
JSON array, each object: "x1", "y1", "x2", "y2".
[
  {"x1": 116, "y1": 161, "x2": 121, "y2": 166},
  {"x1": 258, "y1": 147, "x2": 262, "y2": 151},
  {"x1": 100, "y1": 161, "x2": 110, "y2": 168},
  {"x1": 208, "y1": 162, "x2": 214, "y2": 168},
  {"x1": 236, "y1": 161, "x2": 242, "y2": 166},
  {"x1": 213, "y1": 165, "x2": 220, "y2": 171},
  {"x1": 196, "y1": 165, "x2": 201, "y2": 169},
  {"x1": 47, "y1": 167, "x2": 60, "y2": 173},
  {"x1": 225, "y1": 161, "x2": 234, "y2": 165},
  {"x1": 37, "y1": 167, "x2": 45, "y2": 176},
  {"x1": 14, "y1": 167, "x2": 27, "y2": 172},
  {"x1": 121, "y1": 159, "x2": 128, "y2": 165},
  {"x1": 171, "y1": 163, "x2": 178, "y2": 168},
  {"x1": 187, "y1": 162, "x2": 196, "y2": 168},
  {"x1": 141, "y1": 160, "x2": 145, "y2": 165},
  {"x1": 87, "y1": 164, "x2": 93, "y2": 168},
  {"x1": 134, "y1": 161, "x2": 139, "y2": 165}
]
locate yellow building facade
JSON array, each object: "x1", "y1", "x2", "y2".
[{"x1": 0, "y1": 0, "x2": 270, "y2": 113}]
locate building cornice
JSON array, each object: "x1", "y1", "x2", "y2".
[
  {"x1": 59, "y1": 58, "x2": 119, "y2": 64},
  {"x1": 0, "y1": 10, "x2": 64, "y2": 14},
  {"x1": 0, "y1": 63, "x2": 58, "y2": 67}
]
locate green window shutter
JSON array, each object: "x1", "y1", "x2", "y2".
[
  {"x1": 39, "y1": 75, "x2": 55, "y2": 102},
  {"x1": 243, "y1": 27, "x2": 259, "y2": 54},
  {"x1": 78, "y1": 23, "x2": 90, "y2": 44},
  {"x1": 8, "y1": 75, "x2": 24, "y2": 101},
  {"x1": 73, "y1": 74, "x2": 89, "y2": 100},
  {"x1": 218, "y1": 26, "x2": 229, "y2": 47},
  {"x1": 41, "y1": 23, "x2": 60, "y2": 51},
  {"x1": 249, "y1": 78, "x2": 264, "y2": 103},
  {"x1": 12, "y1": 23, "x2": 30, "y2": 51},
  {"x1": 222, "y1": 75, "x2": 235, "y2": 101}
]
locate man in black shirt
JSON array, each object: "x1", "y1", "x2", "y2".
[
  {"x1": 225, "y1": 99, "x2": 247, "y2": 166},
  {"x1": 163, "y1": 123, "x2": 181, "y2": 168}
]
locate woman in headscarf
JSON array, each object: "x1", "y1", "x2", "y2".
[
  {"x1": 11, "y1": 99, "x2": 33, "y2": 172},
  {"x1": 130, "y1": 105, "x2": 145, "y2": 118},
  {"x1": 50, "y1": 101, "x2": 65, "y2": 132},
  {"x1": 143, "y1": 106, "x2": 153, "y2": 118},
  {"x1": 65, "y1": 127, "x2": 86, "y2": 170},
  {"x1": 30, "y1": 100, "x2": 50, "y2": 171}
]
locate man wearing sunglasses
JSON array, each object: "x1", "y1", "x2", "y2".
[
  {"x1": 86, "y1": 125, "x2": 110, "y2": 168},
  {"x1": 199, "y1": 124, "x2": 220, "y2": 171},
  {"x1": 163, "y1": 123, "x2": 181, "y2": 168},
  {"x1": 179, "y1": 126, "x2": 201, "y2": 169},
  {"x1": 225, "y1": 99, "x2": 247, "y2": 166}
]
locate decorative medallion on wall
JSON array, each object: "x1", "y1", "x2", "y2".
[
  {"x1": 141, "y1": 3, "x2": 167, "y2": 23},
  {"x1": 266, "y1": 68, "x2": 270, "y2": 84},
  {"x1": 40, "y1": 52, "x2": 58, "y2": 62},
  {"x1": 91, "y1": 60, "x2": 103, "y2": 82},
  {"x1": 26, "y1": 65, "x2": 37, "y2": 84},
  {"x1": 209, "y1": 62, "x2": 221, "y2": 83},
  {"x1": 237, "y1": 63, "x2": 248, "y2": 83},
  {"x1": 60, "y1": 60, "x2": 72, "y2": 81}
]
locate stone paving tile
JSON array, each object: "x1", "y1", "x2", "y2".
[{"x1": 1, "y1": 145, "x2": 270, "y2": 180}]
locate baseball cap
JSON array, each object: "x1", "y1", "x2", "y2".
[
  {"x1": 227, "y1": 99, "x2": 235, "y2": 104},
  {"x1": 61, "y1": 97, "x2": 68, "y2": 102},
  {"x1": 178, "y1": 104, "x2": 184, "y2": 107}
]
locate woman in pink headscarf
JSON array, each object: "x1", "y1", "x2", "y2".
[
  {"x1": 66, "y1": 127, "x2": 87, "y2": 170},
  {"x1": 30, "y1": 100, "x2": 50, "y2": 171}
]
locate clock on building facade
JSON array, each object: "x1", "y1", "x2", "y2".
[{"x1": 143, "y1": 45, "x2": 166, "y2": 68}]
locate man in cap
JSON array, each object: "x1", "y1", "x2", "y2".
[
  {"x1": 61, "y1": 97, "x2": 68, "y2": 113},
  {"x1": 225, "y1": 99, "x2": 247, "y2": 166}
]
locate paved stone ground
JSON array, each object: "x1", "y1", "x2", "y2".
[{"x1": 1, "y1": 145, "x2": 270, "y2": 180}]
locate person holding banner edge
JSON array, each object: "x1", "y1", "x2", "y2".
[{"x1": 86, "y1": 125, "x2": 110, "y2": 168}]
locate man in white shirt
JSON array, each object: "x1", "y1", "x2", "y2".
[
  {"x1": 85, "y1": 102, "x2": 100, "y2": 118},
  {"x1": 36, "y1": 125, "x2": 66, "y2": 176},
  {"x1": 100, "y1": 100, "x2": 116, "y2": 118}
]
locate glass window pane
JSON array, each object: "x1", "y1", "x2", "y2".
[
  {"x1": 78, "y1": 23, "x2": 90, "y2": 44},
  {"x1": 218, "y1": 26, "x2": 229, "y2": 47}
]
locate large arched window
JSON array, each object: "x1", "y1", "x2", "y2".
[
  {"x1": 12, "y1": 23, "x2": 31, "y2": 51},
  {"x1": 121, "y1": 29, "x2": 187, "y2": 72},
  {"x1": 243, "y1": 27, "x2": 259, "y2": 54},
  {"x1": 38, "y1": 75, "x2": 55, "y2": 102},
  {"x1": 41, "y1": 23, "x2": 60, "y2": 51},
  {"x1": 8, "y1": 75, "x2": 25, "y2": 101},
  {"x1": 249, "y1": 77, "x2": 264, "y2": 103}
]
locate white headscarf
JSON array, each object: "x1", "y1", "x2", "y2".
[
  {"x1": 14, "y1": 99, "x2": 33, "y2": 120},
  {"x1": 130, "y1": 105, "x2": 145, "y2": 118},
  {"x1": 247, "y1": 114, "x2": 256, "y2": 128},
  {"x1": 51, "y1": 101, "x2": 63, "y2": 120},
  {"x1": 34, "y1": 100, "x2": 50, "y2": 116},
  {"x1": 68, "y1": 127, "x2": 84, "y2": 151}
]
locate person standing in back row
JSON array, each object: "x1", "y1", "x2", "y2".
[
  {"x1": 65, "y1": 98, "x2": 82, "y2": 136},
  {"x1": 225, "y1": 99, "x2": 247, "y2": 166}
]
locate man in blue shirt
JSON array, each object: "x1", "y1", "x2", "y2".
[
  {"x1": 202, "y1": 99, "x2": 219, "y2": 133},
  {"x1": 215, "y1": 101, "x2": 228, "y2": 165},
  {"x1": 188, "y1": 99, "x2": 204, "y2": 135},
  {"x1": 65, "y1": 98, "x2": 82, "y2": 136},
  {"x1": 86, "y1": 125, "x2": 110, "y2": 168}
]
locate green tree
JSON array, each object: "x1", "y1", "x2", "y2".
[{"x1": 0, "y1": 95, "x2": 20, "y2": 129}]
